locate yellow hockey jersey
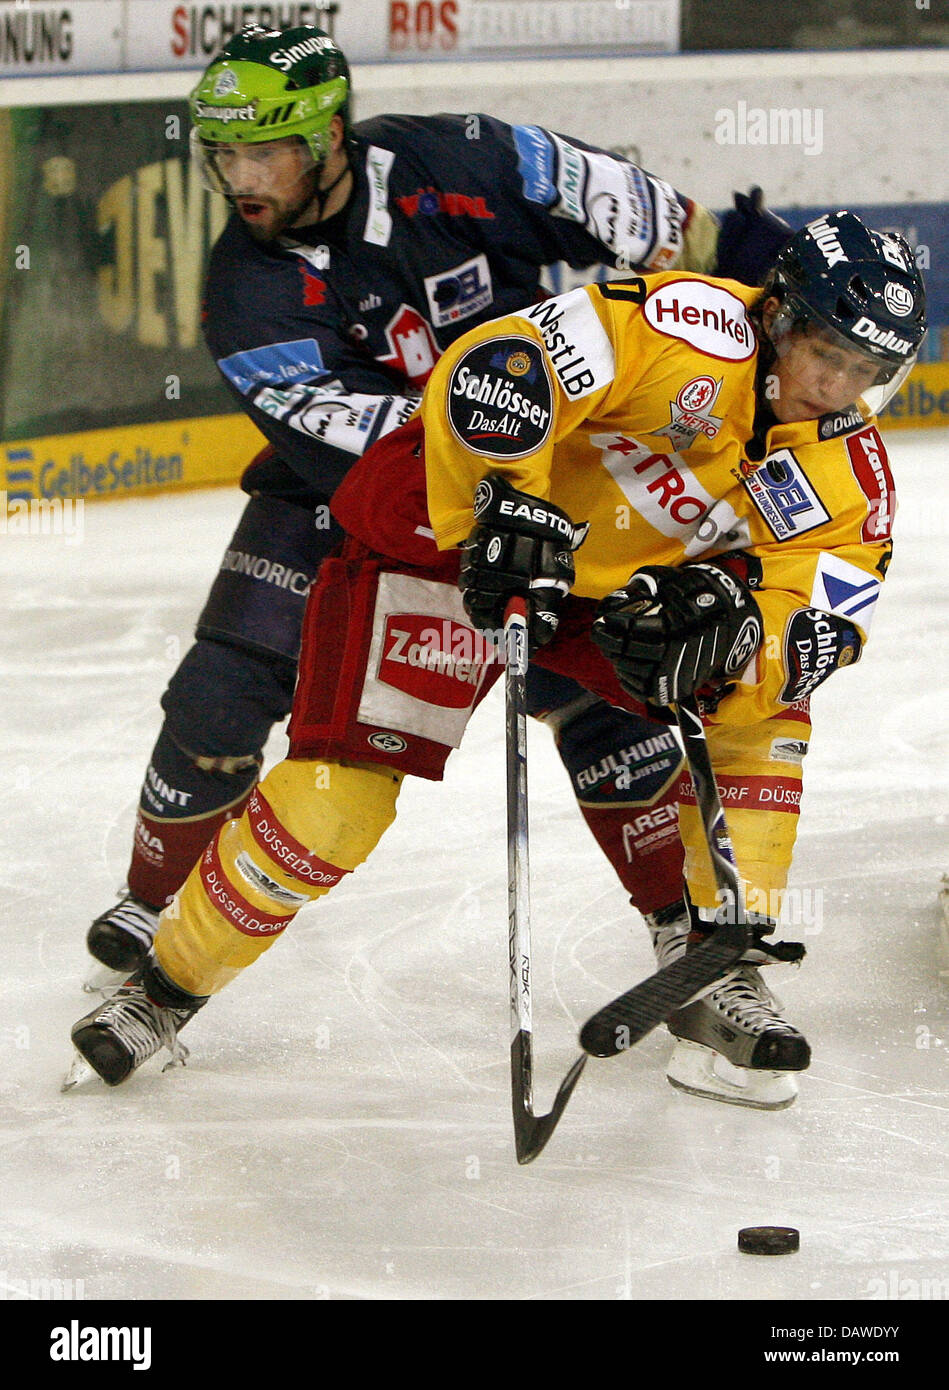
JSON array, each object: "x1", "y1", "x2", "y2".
[{"x1": 421, "y1": 271, "x2": 895, "y2": 727}]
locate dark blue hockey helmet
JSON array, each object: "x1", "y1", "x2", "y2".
[{"x1": 764, "y1": 211, "x2": 927, "y2": 411}]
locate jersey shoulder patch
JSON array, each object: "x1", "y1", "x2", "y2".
[
  {"x1": 741, "y1": 448, "x2": 830, "y2": 541},
  {"x1": 218, "y1": 339, "x2": 329, "y2": 395},
  {"x1": 522, "y1": 287, "x2": 615, "y2": 399},
  {"x1": 445, "y1": 336, "x2": 553, "y2": 459},
  {"x1": 810, "y1": 551, "x2": 883, "y2": 633}
]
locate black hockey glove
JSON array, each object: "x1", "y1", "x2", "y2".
[
  {"x1": 459, "y1": 474, "x2": 589, "y2": 652},
  {"x1": 714, "y1": 186, "x2": 792, "y2": 287},
  {"x1": 592, "y1": 562, "x2": 763, "y2": 709}
]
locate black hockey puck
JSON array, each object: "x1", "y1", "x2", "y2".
[{"x1": 738, "y1": 1226, "x2": 800, "y2": 1256}]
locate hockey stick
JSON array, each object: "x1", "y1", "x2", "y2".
[
  {"x1": 579, "y1": 696, "x2": 753, "y2": 1058},
  {"x1": 504, "y1": 598, "x2": 587, "y2": 1164}
]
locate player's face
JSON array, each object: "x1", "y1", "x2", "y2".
[
  {"x1": 767, "y1": 320, "x2": 884, "y2": 423},
  {"x1": 212, "y1": 138, "x2": 320, "y2": 241}
]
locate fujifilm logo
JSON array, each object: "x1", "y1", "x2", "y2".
[
  {"x1": 806, "y1": 216, "x2": 848, "y2": 267},
  {"x1": 50, "y1": 1320, "x2": 151, "y2": 1371}
]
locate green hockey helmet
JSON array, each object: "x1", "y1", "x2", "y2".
[{"x1": 189, "y1": 24, "x2": 351, "y2": 190}]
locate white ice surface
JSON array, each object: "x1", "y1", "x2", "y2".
[{"x1": 1, "y1": 430, "x2": 947, "y2": 1303}]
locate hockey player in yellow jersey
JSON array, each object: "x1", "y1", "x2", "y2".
[{"x1": 70, "y1": 212, "x2": 926, "y2": 1112}]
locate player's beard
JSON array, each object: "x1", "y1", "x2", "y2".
[{"x1": 234, "y1": 172, "x2": 321, "y2": 243}]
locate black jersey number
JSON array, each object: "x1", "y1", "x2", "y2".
[{"x1": 598, "y1": 278, "x2": 647, "y2": 304}]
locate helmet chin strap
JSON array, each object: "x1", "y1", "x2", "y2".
[{"x1": 307, "y1": 152, "x2": 351, "y2": 222}]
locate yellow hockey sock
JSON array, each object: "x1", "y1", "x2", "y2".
[
  {"x1": 680, "y1": 715, "x2": 807, "y2": 920},
  {"x1": 153, "y1": 759, "x2": 403, "y2": 996}
]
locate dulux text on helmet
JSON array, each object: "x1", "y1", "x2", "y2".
[
  {"x1": 189, "y1": 23, "x2": 352, "y2": 188},
  {"x1": 763, "y1": 210, "x2": 927, "y2": 413}
]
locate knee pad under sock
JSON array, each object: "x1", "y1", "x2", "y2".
[{"x1": 153, "y1": 759, "x2": 403, "y2": 996}]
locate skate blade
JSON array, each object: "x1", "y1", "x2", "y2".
[
  {"x1": 82, "y1": 964, "x2": 127, "y2": 996},
  {"x1": 61, "y1": 1050, "x2": 100, "y2": 1092},
  {"x1": 666, "y1": 1039, "x2": 799, "y2": 1111}
]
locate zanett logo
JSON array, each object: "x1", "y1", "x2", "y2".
[
  {"x1": 644, "y1": 280, "x2": 755, "y2": 361},
  {"x1": 845, "y1": 426, "x2": 895, "y2": 542},
  {"x1": 379, "y1": 615, "x2": 490, "y2": 709}
]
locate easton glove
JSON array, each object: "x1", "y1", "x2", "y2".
[
  {"x1": 592, "y1": 562, "x2": 763, "y2": 708},
  {"x1": 459, "y1": 474, "x2": 588, "y2": 652}
]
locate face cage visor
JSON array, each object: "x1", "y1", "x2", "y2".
[
  {"x1": 768, "y1": 299, "x2": 918, "y2": 415},
  {"x1": 190, "y1": 128, "x2": 319, "y2": 201}
]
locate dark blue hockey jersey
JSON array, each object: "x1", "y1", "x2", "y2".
[{"x1": 202, "y1": 112, "x2": 701, "y2": 501}]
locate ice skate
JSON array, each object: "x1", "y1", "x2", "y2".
[
  {"x1": 85, "y1": 892, "x2": 160, "y2": 977},
  {"x1": 68, "y1": 965, "x2": 205, "y2": 1088},
  {"x1": 645, "y1": 905, "x2": 810, "y2": 1109}
]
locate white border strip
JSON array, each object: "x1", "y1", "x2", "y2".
[{"x1": 2, "y1": 47, "x2": 947, "y2": 108}]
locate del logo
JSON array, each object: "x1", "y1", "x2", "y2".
[
  {"x1": 845, "y1": 426, "x2": 895, "y2": 542},
  {"x1": 742, "y1": 448, "x2": 830, "y2": 541},
  {"x1": 644, "y1": 280, "x2": 755, "y2": 361},
  {"x1": 652, "y1": 375, "x2": 723, "y2": 448},
  {"x1": 424, "y1": 254, "x2": 493, "y2": 328},
  {"x1": 379, "y1": 615, "x2": 490, "y2": 708}
]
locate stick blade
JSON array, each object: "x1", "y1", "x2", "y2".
[
  {"x1": 511, "y1": 1033, "x2": 587, "y2": 1164},
  {"x1": 579, "y1": 924, "x2": 750, "y2": 1058}
]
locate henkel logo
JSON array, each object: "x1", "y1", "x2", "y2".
[
  {"x1": 378, "y1": 615, "x2": 490, "y2": 708},
  {"x1": 644, "y1": 280, "x2": 756, "y2": 361},
  {"x1": 845, "y1": 426, "x2": 895, "y2": 541}
]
